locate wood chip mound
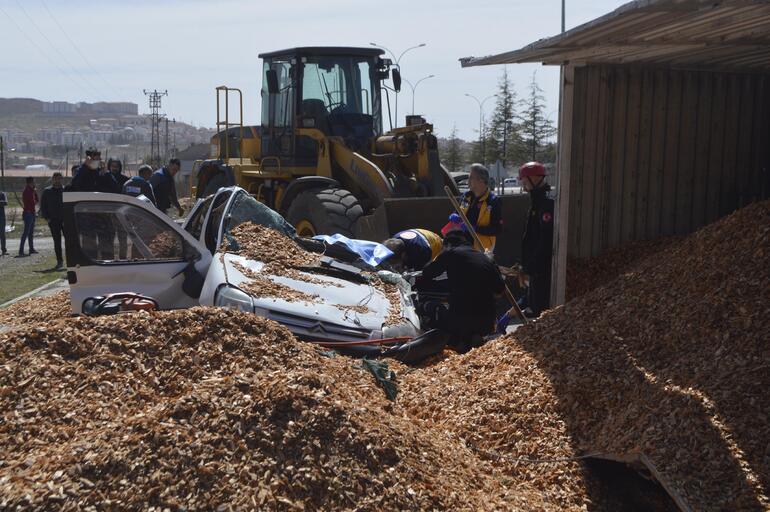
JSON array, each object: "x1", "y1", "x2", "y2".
[
  {"x1": 566, "y1": 237, "x2": 680, "y2": 300},
  {"x1": 227, "y1": 222, "x2": 319, "y2": 269},
  {"x1": 404, "y1": 199, "x2": 770, "y2": 511},
  {"x1": 0, "y1": 307, "x2": 548, "y2": 511},
  {"x1": 0, "y1": 291, "x2": 71, "y2": 330}
]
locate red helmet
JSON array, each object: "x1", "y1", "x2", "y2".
[{"x1": 519, "y1": 161, "x2": 546, "y2": 179}]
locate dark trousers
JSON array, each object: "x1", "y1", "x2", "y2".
[
  {"x1": 0, "y1": 211, "x2": 6, "y2": 253},
  {"x1": 527, "y1": 272, "x2": 552, "y2": 317},
  {"x1": 19, "y1": 211, "x2": 35, "y2": 254},
  {"x1": 48, "y1": 219, "x2": 63, "y2": 263}
]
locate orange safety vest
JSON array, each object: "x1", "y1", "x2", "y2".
[{"x1": 460, "y1": 190, "x2": 496, "y2": 251}]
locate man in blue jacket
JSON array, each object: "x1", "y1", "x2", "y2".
[{"x1": 150, "y1": 158, "x2": 184, "y2": 217}]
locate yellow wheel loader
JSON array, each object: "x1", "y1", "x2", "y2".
[{"x1": 193, "y1": 46, "x2": 460, "y2": 240}]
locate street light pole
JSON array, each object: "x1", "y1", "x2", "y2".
[
  {"x1": 370, "y1": 42, "x2": 426, "y2": 127},
  {"x1": 404, "y1": 75, "x2": 435, "y2": 115},
  {"x1": 0, "y1": 136, "x2": 5, "y2": 191},
  {"x1": 465, "y1": 93, "x2": 495, "y2": 165}
]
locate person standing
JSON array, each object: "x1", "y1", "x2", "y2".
[
  {"x1": 455, "y1": 163, "x2": 502, "y2": 254},
  {"x1": 0, "y1": 189, "x2": 7, "y2": 256},
  {"x1": 418, "y1": 230, "x2": 505, "y2": 353},
  {"x1": 150, "y1": 158, "x2": 184, "y2": 217},
  {"x1": 96, "y1": 158, "x2": 129, "y2": 194},
  {"x1": 69, "y1": 148, "x2": 102, "y2": 192},
  {"x1": 123, "y1": 165, "x2": 157, "y2": 205},
  {"x1": 18, "y1": 177, "x2": 39, "y2": 257},
  {"x1": 41, "y1": 172, "x2": 65, "y2": 269},
  {"x1": 518, "y1": 161, "x2": 554, "y2": 316}
]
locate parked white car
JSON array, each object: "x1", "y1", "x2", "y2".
[{"x1": 61, "y1": 187, "x2": 421, "y2": 344}]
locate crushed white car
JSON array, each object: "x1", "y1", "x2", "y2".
[{"x1": 61, "y1": 187, "x2": 431, "y2": 351}]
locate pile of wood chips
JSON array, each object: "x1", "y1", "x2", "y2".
[
  {"x1": 404, "y1": 199, "x2": 770, "y2": 511},
  {"x1": 2, "y1": 200, "x2": 767, "y2": 510},
  {"x1": 0, "y1": 291, "x2": 71, "y2": 329},
  {"x1": 0, "y1": 308, "x2": 546, "y2": 511},
  {"x1": 228, "y1": 222, "x2": 319, "y2": 269},
  {"x1": 566, "y1": 237, "x2": 681, "y2": 300},
  {"x1": 233, "y1": 262, "x2": 319, "y2": 304}
]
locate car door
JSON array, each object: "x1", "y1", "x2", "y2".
[{"x1": 62, "y1": 192, "x2": 213, "y2": 314}]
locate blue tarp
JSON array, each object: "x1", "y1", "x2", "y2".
[{"x1": 312, "y1": 234, "x2": 393, "y2": 267}]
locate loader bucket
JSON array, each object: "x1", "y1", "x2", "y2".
[{"x1": 354, "y1": 194, "x2": 531, "y2": 267}]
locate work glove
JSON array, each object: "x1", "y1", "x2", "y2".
[
  {"x1": 496, "y1": 312, "x2": 511, "y2": 334},
  {"x1": 448, "y1": 213, "x2": 462, "y2": 223}
]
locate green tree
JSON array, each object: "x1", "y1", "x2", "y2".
[
  {"x1": 487, "y1": 68, "x2": 522, "y2": 168},
  {"x1": 519, "y1": 71, "x2": 556, "y2": 162},
  {"x1": 467, "y1": 119, "x2": 488, "y2": 165}
]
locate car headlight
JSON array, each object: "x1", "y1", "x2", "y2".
[{"x1": 214, "y1": 285, "x2": 254, "y2": 313}]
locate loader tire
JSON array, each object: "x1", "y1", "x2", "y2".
[{"x1": 286, "y1": 187, "x2": 364, "y2": 237}]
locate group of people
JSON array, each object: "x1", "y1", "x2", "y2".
[
  {"x1": 5, "y1": 147, "x2": 184, "y2": 268},
  {"x1": 382, "y1": 161, "x2": 553, "y2": 352}
]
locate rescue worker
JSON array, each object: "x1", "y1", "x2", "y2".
[
  {"x1": 40, "y1": 172, "x2": 65, "y2": 269},
  {"x1": 150, "y1": 158, "x2": 184, "y2": 217},
  {"x1": 382, "y1": 228, "x2": 443, "y2": 271},
  {"x1": 419, "y1": 229, "x2": 505, "y2": 353},
  {"x1": 123, "y1": 165, "x2": 157, "y2": 205},
  {"x1": 497, "y1": 161, "x2": 554, "y2": 331},
  {"x1": 453, "y1": 163, "x2": 502, "y2": 254}
]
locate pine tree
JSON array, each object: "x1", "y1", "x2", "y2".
[
  {"x1": 519, "y1": 71, "x2": 556, "y2": 162},
  {"x1": 444, "y1": 124, "x2": 464, "y2": 172},
  {"x1": 487, "y1": 68, "x2": 521, "y2": 169}
]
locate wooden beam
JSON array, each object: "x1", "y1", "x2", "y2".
[{"x1": 551, "y1": 64, "x2": 576, "y2": 306}]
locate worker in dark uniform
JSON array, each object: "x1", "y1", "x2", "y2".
[
  {"x1": 419, "y1": 230, "x2": 505, "y2": 353},
  {"x1": 497, "y1": 161, "x2": 554, "y2": 332},
  {"x1": 456, "y1": 163, "x2": 502, "y2": 254},
  {"x1": 123, "y1": 165, "x2": 157, "y2": 205},
  {"x1": 382, "y1": 228, "x2": 443, "y2": 271},
  {"x1": 40, "y1": 172, "x2": 65, "y2": 269},
  {"x1": 95, "y1": 158, "x2": 129, "y2": 259},
  {"x1": 150, "y1": 158, "x2": 184, "y2": 217}
]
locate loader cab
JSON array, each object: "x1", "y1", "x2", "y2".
[{"x1": 259, "y1": 47, "x2": 387, "y2": 164}]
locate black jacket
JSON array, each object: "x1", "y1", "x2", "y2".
[
  {"x1": 122, "y1": 176, "x2": 157, "y2": 206},
  {"x1": 422, "y1": 245, "x2": 505, "y2": 335},
  {"x1": 69, "y1": 164, "x2": 100, "y2": 192},
  {"x1": 40, "y1": 186, "x2": 64, "y2": 222},
  {"x1": 96, "y1": 172, "x2": 129, "y2": 194},
  {"x1": 149, "y1": 167, "x2": 180, "y2": 212},
  {"x1": 521, "y1": 186, "x2": 554, "y2": 276}
]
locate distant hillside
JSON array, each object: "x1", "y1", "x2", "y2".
[{"x1": 0, "y1": 98, "x2": 44, "y2": 116}]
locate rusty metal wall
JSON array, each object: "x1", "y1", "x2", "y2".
[{"x1": 568, "y1": 65, "x2": 770, "y2": 258}]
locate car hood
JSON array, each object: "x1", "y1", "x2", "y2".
[{"x1": 218, "y1": 253, "x2": 418, "y2": 340}]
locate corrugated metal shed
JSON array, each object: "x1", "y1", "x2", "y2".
[
  {"x1": 461, "y1": 0, "x2": 770, "y2": 71},
  {"x1": 458, "y1": 0, "x2": 770, "y2": 306}
]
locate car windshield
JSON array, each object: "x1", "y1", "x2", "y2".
[{"x1": 220, "y1": 192, "x2": 297, "y2": 249}]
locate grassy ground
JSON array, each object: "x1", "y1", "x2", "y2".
[{"x1": 0, "y1": 250, "x2": 63, "y2": 305}]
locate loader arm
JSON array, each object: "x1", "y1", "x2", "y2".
[{"x1": 328, "y1": 137, "x2": 393, "y2": 208}]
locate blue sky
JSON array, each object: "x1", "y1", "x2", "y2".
[{"x1": 0, "y1": 0, "x2": 626, "y2": 139}]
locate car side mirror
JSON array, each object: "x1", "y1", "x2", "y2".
[
  {"x1": 266, "y1": 69, "x2": 279, "y2": 95},
  {"x1": 392, "y1": 68, "x2": 402, "y2": 93}
]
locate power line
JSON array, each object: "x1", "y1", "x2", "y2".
[
  {"x1": 11, "y1": 0, "x2": 105, "y2": 101},
  {"x1": 39, "y1": 0, "x2": 122, "y2": 99},
  {"x1": 144, "y1": 89, "x2": 167, "y2": 168},
  {"x1": 0, "y1": 4, "x2": 98, "y2": 102}
]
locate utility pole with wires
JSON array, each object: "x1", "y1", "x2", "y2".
[{"x1": 144, "y1": 89, "x2": 167, "y2": 168}]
